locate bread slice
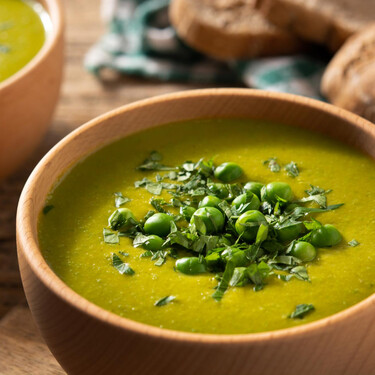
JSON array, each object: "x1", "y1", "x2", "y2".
[
  {"x1": 321, "y1": 25, "x2": 375, "y2": 123},
  {"x1": 169, "y1": 0, "x2": 302, "y2": 60},
  {"x1": 258, "y1": 0, "x2": 375, "y2": 51}
]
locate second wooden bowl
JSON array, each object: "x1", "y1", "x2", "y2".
[
  {"x1": 0, "y1": 0, "x2": 64, "y2": 180},
  {"x1": 17, "y1": 89, "x2": 375, "y2": 375}
]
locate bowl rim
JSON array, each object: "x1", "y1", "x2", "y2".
[
  {"x1": 17, "y1": 88, "x2": 375, "y2": 344},
  {"x1": 0, "y1": 0, "x2": 64, "y2": 91}
]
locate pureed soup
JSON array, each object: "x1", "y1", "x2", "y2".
[
  {"x1": 39, "y1": 120, "x2": 375, "y2": 334},
  {"x1": 0, "y1": 0, "x2": 48, "y2": 83}
]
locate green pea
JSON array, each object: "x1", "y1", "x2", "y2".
[
  {"x1": 221, "y1": 249, "x2": 248, "y2": 267},
  {"x1": 290, "y1": 241, "x2": 317, "y2": 262},
  {"x1": 144, "y1": 213, "x2": 174, "y2": 237},
  {"x1": 276, "y1": 223, "x2": 304, "y2": 242},
  {"x1": 310, "y1": 224, "x2": 342, "y2": 247},
  {"x1": 232, "y1": 192, "x2": 260, "y2": 212},
  {"x1": 199, "y1": 195, "x2": 222, "y2": 209},
  {"x1": 207, "y1": 182, "x2": 229, "y2": 199},
  {"x1": 214, "y1": 162, "x2": 243, "y2": 183},
  {"x1": 190, "y1": 207, "x2": 225, "y2": 234},
  {"x1": 243, "y1": 182, "x2": 264, "y2": 199},
  {"x1": 261, "y1": 182, "x2": 293, "y2": 205},
  {"x1": 175, "y1": 257, "x2": 206, "y2": 275},
  {"x1": 108, "y1": 208, "x2": 136, "y2": 231},
  {"x1": 180, "y1": 206, "x2": 196, "y2": 221},
  {"x1": 142, "y1": 235, "x2": 164, "y2": 251},
  {"x1": 235, "y1": 210, "x2": 267, "y2": 242}
]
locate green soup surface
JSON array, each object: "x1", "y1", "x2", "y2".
[
  {"x1": 39, "y1": 119, "x2": 375, "y2": 334},
  {"x1": 0, "y1": 0, "x2": 46, "y2": 82}
]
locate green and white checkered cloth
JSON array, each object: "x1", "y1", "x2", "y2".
[{"x1": 85, "y1": 0, "x2": 326, "y2": 99}]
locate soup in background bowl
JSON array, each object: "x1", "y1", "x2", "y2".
[
  {"x1": 0, "y1": 0, "x2": 63, "y2": 180},
  {"x1": 17, "y1": 89, "x2": 375, "y2": 375}
]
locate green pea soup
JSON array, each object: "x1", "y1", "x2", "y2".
[
  {"x1": 0, "y1": 0, "x2": 49, "y2": 83},
  {"x1": 39, "y1": 119, "x2": 375, "y2": 334}
]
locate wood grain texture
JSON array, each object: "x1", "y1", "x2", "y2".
[
  {"x1": 0, "y1": 0, "x2": 211, "y2": 372},
  {"x1": 16, "y1": 88, "x2": 375, "y2": 375},
  {"x1": 0, "y1": 307, "x2": 64, "y2": 374}
]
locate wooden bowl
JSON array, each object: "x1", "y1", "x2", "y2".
[
  {"x1": 17, "y1": 89, "x2": 375, "y2": 375},
  {"x1": 0, "y1": 0, "x2": 64, "y2": 180}
]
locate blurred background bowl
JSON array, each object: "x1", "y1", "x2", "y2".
[{"x1": 0, "y1": 0, "x2": 64, "y2": 180}]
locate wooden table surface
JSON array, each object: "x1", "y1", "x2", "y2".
[{"x1": 0, "y1": 0, "x2": 219, "y2": 372}]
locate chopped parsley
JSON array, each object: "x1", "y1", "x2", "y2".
[
  {"x1": 263, "y1": 157, "x2": 280, "y2": 173},
  {"x1": 114, "y1": 192, "x2": 130, "y2": 207},
  {"x1": 111, "y1": 253, "x2": 135, "y2": 275},
  {"x1": 284, "y1": 161, "x2": 299, "y2": 177},
  {"x1": 154, "y1": 295, "x2": 176, "y2": 307},
  {"x1": 289, "y1": 304, "x2": 315, "y2": 319},
  {"x1": 102, "y1": 151, "x2": 344, "y2": 314},
  {"x1": 42, "y1": 205, "x2": 54, "y2": 215},
  {"x1": 348, "y1": 239, "x2": 360, "y2": 247}
]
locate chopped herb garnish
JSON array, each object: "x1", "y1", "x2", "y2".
[
  {"x1": 103, "y1": 228, "x2": 119, "y2": 244},
  {"x1": 289, "y1": 304, "x2": 315, "y2": 319},
  {"x1": 114, "y1": 192, "x2": 130, "y2": 207},
  {"x1": 284, "y1": 161, "x2": 299, "y2": 177},
  {"x1": 263, "y1": 157, "x2": 280, "y2": 173},
  {"x1": 137, "y1": 151, "x2": 176, "y2": 171},
  {"x1": 103, "y1": 151, "x2": 345, "y2": 305},
  {"x1": 212, "y1": 261, "x2": 235, "y2": 301},
  {"x1": 348, "y1": 239, "x2": 360, "y2": 247},
  {"x1": 111, "y1": 253, "x2": 135, "y2": 275},
  {"x1": 43, "y1": 205, "x2": 54, "y2": 215},
  {"x1": 154, "y1": 295, "x2": 176, "y2": 307}
]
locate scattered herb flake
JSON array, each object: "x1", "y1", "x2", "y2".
[
  {"x1": 284, "y1": 161, "x2": 299, "y2": 177},
  {"x1": 111, "y1": 253, "x2": 135, "y2": 275},
  {"x1": 263, "y1": 157, "x2": 280, "y2": 173},
  {"x1": 154, "y1": 295, "x2": 176, "y2": 307},
  {"x1": 212, "y1": 261, "x2": 235, "y2": 301},
  {"x1": 289, "y1": 304, "x2": 315, "y2": 319},
  {"x1": 114, "y1": 192, "x2": 130, "y2": 207},
  {"x1": 42, "y1": 205, "x2": 54, "y2": 215},
  {"x1": 103, "y1": 228, "x2": 119, "y2": 244},
  {"x1": 348, "y1": 239, "x2": 360, "y2": 247}
]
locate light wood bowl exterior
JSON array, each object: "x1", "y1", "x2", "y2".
[
  {"x1": 17, "y1": 89, "x2": 375, "y2": 375},
  {"x1": 0, "y1": 0, "x2": 64, "y2": 180}
]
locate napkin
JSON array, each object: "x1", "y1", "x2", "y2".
[{"x1": 85, "y1": 0, "x2": 326, "y2": 99}]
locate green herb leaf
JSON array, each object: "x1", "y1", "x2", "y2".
[
  {"x1": 348, "y1": 239, "x2": 360, "y2": 247},
  {"x1": 137, "y1": 151, "x2": 175, "y2": 171},
  {"x1": 284, "y1": 161, "x2": 299, "y2": 177},
  {"x1": 103, "y1": 228, "x2": 119, "y2": 244},
  {"x1": 247, "y1": 261, "x2": 271, "y2": 291},
  {"x1": 290, "y1": 266, "x2": 310, "y2": 281},
  {"x1": 229, "y1": 267, "x2": 248, "y2": 287},
  {"x1": 154, "y1": 295, "x2": 176, "y2": 307},
  {"x1": 111, "y1": 253, "x2": 135, "y2": 275},
  {"x1": 152, "y1": 250, "x2": 168, "y2": 266},
  {"x1": 43, "y1": 205, "x2": 54, "y2": 215},
  {"x1": 212, "y1": 261, "x2": 235, "y2": 301},
  {"x1": 114, "y1": 192, "x2": 130, "y2": 207},
  {"x1": 150, "y1": 198, "x2": 167, "y2": 213},
  {"x1": 289, "y1": 304, "x2": 315, "y2": 319},
  {"x1": 263, "y1": 157, "x2": 280, "y2": 173}
]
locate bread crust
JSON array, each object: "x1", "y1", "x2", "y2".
[
  {"x1": 169, "y1": 0, "x2": 302, "y2": 60},
  {"x1": 258, "y1": 0, "x2": 375, "y2": 51},
  {"x1": 321, "y1": 25, "x2": 375, "y2": 123}
]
